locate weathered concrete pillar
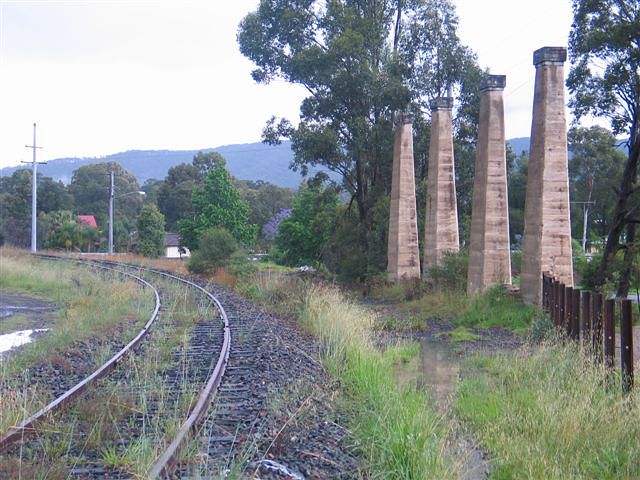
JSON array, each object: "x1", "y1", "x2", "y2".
[
  {"x1": 424, "y1": 97, "x2": 459, "y2": 273},
  {"x1": 467, "y1": 75, "x2": 512, "y2": 294},
  {"x1": 387, "y1": 112, "x2": 421, "y2": 281},
  {"x1": 521, "y1": 47, "x2": 573, "y2": 304}
]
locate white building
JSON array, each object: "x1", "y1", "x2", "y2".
[{"x1": 164, "y1": 233, "x2": 190, "y2": 259}]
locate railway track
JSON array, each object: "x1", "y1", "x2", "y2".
[
  {"x1": 1, "y1": 254, "x2": 360, "y2": 479},
  {"x1": 0, "y1": 256, "x2": 230, "y2": 478}
]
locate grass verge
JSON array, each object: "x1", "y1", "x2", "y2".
[
  {"x1": 372, "y1": 284, "x2": 539, "y2": 334},
  {"x1": 456, "y1": 342, "x2": 640, "y2": 478},
  {"x1": 242, "y1": 274, "x2": 453, "y2": 478}
]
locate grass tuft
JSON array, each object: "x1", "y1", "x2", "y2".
[{"x1": 456, "y1": 342, "x2": 640, "y2": 478}]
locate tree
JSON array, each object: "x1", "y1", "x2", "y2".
[
  {"x1": 568, "y1": 126, "x2": 626, "y2": 249},
  {"x1": 237, "y1": 180, "x2": 294, "y2": 240},
  {"x1": 274, "y1": 182, "x2": 339, "y2": 266},
  {"x1": 0, "y1": 169, "x2": 73, "y2": 247},
  {"x1": 156, "y1": 152, "x2": 226, "y2": 231},
  {"x1": 157, "y1": 163, "x2": 201, "y2": 231},
  {"x1": 239, "y1": 0, "x2": 480, "y2": 276},
  {"x1": 136, "y1": 204, "x2": 165, "y2": 258},
  {"x1": 568, "y1": 0, "x2": 640, "y2": 296},
  {"x1": 178, "y1": 162, "x2": 257, "y2": 249},
  {"x1": 68, "y1": 161, "x2": 142, "y2": 230}
]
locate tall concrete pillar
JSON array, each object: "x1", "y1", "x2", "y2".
[
  {"x1": 387, "y1": 112, "x2": 421, "y2": 281},
  {"x1": 467, "y1": 75, "x2": 512, "y2": 294},
  {"x1": 521, "y1": 47, "x2": 573, "y2": 304},
  {"x1": 424, "y1": 97, "x2": 459, "y2": 273}
]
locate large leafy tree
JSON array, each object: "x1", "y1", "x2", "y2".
[
  {"x1": 274, "y1": 182, "x2": 339, "y2": 266},
  {"x1": 568, "y1": 0, "x2": 640, "y2": 295},
  {"x1": 68, "y1": 161, "x2": 142, "y2": 229},
  {"x1": 178, "y1": 162, "x2": 257, "y2": 249},
  {"x1": 156, "y1": 151, "x2": 225, "y2": 231},
  {"x1": 238, "y1": 0, "x2": 480, "y2": 276},
  {"x1": 0, "y1": 169, "x2": 73, "y2": 247},
  {"x1": 237, "y1": 179, "x2": 294, "y2": 240},
  {"x1": 136, "y1": 204, "x2": 165, "y2": 258},
  {"x1": 568, "y1": 126, "x2": 626, "y2": 249}
]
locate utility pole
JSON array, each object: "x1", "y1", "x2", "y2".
[
  {"x1": 571, "y1": 200, "x2": 595, "y2": 252},
  {"x1": 108, "y1": 170, "x2": 114, "y2": 254},
  {"x1": 23, "y1": 123, "x2": 45, "y2": 253}
]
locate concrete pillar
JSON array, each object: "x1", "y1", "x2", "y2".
[
  {"x1": 467, "y1": 75, "x2": 512, "y2": 294},
  {"x1": 521, "y1": 47, "x2": 573, "y2": 305},
  {"x1": 387, "y1": 112, "x2": 421, "y2": 281},
  {"x1": 424, "y1": 97, "x2": 459, "y2": 273}
]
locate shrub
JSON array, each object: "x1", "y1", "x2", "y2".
[
  {"x1": 187, "y1": 227, "x2": 237, "y2": 274},
  {"x1": 425, "y1": 250, "x2": 468, "y2": 293}
]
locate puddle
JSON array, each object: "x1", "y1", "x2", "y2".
[
  {"x1": 0, "y1": 329, "x2": 49, "y2": 355},
  {"x1": 394, "y1": 338, "x2": 460, "y2": 405},
  {"x1": 393, "y1": 339, "x2": 489, "y2": 479}
]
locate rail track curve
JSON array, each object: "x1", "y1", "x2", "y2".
[{"x1": 0, "y1": 255, "x2": 231, "y2": 479}]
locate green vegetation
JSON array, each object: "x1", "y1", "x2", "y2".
[
  {"x1": 136, "y1": 204, "x2": 166, "y2": 257},
  {"x1": 372, "y1": 282, "x2": 538, "y2": 335},
  {"x1": 187, "y1": 226, "x2": 238, "y2": 274},
  {"x1": 0, "y1": 250, "x2": 152, "y2": 433},
  {"x1": 456, "y1": 343, "x2": 640, "y2": 478},
  {"x1": 244, "y1": 274, "x2": 452, "y2": 478},
  {"x1": 0, "y1": 253, "x2": 151, "y2": 375},
  {"x1": 568, "y1": 0, "x2": 640, "y2": 296},
  {"x1": 273, "y1": 181, "x2": 339, "y2": 267},
  {"x1": 178, "y1": 160, "x2": 257, "y2": 249}
]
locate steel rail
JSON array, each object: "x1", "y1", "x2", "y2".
[
  {"x1": 71, "y1": 259, "x2": 232, "y2": 478},
  {"x1": 140, "y1": 266, "x2": 231, "y2": 479},
  {"x1": 0, "y1": 258, "x2": 161, "y2": 453}
]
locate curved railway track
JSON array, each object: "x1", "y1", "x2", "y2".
[
  {"x1": 1, "y1": 254, "x2": 359, "y2": 479},
  {"x1": 0, "y1": 256, "x2": 231, "y2": 478}
]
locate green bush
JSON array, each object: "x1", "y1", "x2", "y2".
[
  {"x1": 187, "y1": 227, "x2": 237, "y2": 274},
  {"x1": 425, "y1": 250, "x2": 468, "y2": 293}
]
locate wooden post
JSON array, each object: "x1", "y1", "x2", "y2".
[
  {"x1": 592, "y1": 292, "x2": 603, "y2": 361},
  {"x1": 565, "y1": 286, "x2": 573, "y2": 338},
  {"x1": 572, "y1": 288, "x2": 581, "y2": 341},
  {"x1": 604, "y1": 299, "x2": 615, "y2": 371},
  {"x1": 559, "y1": 284, "x2": 566, "y2": 332},
  {"x1": 582, "y1": 291, "x2": 591, "y2": 346},
  {"x1": 553, "y1": 279, "x2": 560, "y2": 327},
  {"x1": 620, "y1": 299, "x2": 633, "y2": 392}
]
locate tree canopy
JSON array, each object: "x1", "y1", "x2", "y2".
[
  {"x1": 238, "y1": 0, "x2": 481, "y2": 277},
  {"x1": 178, "y1": 162, "x2": 257, "y2": 249},
  {"x1": 136, "y1": 204, "x2": 166, "y2": 257},
  {"x1": 568, "y1": 0, "x2": 640, "y2": 294}
]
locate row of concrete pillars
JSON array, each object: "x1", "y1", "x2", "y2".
[{"x1": 387, "y1": 46, "x2": 573, "y2": 305}]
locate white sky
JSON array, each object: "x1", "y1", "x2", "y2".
[{"x1": 0, "y1": 0, "x2": 573, "y2": 168}]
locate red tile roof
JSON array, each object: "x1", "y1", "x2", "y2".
[{"x1": 78, "y1": 215, "x2": 98, "y2": 228}]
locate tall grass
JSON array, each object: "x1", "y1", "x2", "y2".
[
  {"x1": 373, "y1": 284, "x2": 539, "y2": 334},
  {"x1": 244, "y1": 275, "x2": 453, "y2": 478},
  {"x1": 456, "y1": 343, "x2": 640, "y2": 478},
  {"x1": 0, "y1": 252, "x2": 152, "y2": 374}
]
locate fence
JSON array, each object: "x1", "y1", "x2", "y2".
[{"x1": 542, "y1": 273, "x2": 635, "y2": 392}]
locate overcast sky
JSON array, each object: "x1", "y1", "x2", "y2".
[{"x1": 0, "y1": 0, "x2": 573, "y2": 169}]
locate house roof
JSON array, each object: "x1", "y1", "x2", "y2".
[
  {"x1": 78, "y1": 215, "x2": 97, "y2": 228},
  {"x1": 164, "y1": 232, "x2": 182, "y2": 247}
]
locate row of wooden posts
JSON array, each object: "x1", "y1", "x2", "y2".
[{"x1": 541, "y1": 273, "x2": 635, "y2": 392}]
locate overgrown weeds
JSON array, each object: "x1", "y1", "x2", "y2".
[
  {"x1": 243, "y1": 274, "x2": 453, "y2": 478},
  {"x1": 456, "y1": 342, "x2": 640, "y2": 478}
]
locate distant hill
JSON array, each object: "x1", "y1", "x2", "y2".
[
  {"x1": 1, "y1": 138, "x2": 533, "y2": 188},
  {"x1": 507, "y1": 137, "x2": 530, "y2": 156},
  {"x1": 0, "y1": 141, "x2": 324, "y2": 190}
]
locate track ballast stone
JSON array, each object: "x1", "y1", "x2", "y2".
[{"x1": 181, "y1": 281, "x2": 360, "y2": 479}]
